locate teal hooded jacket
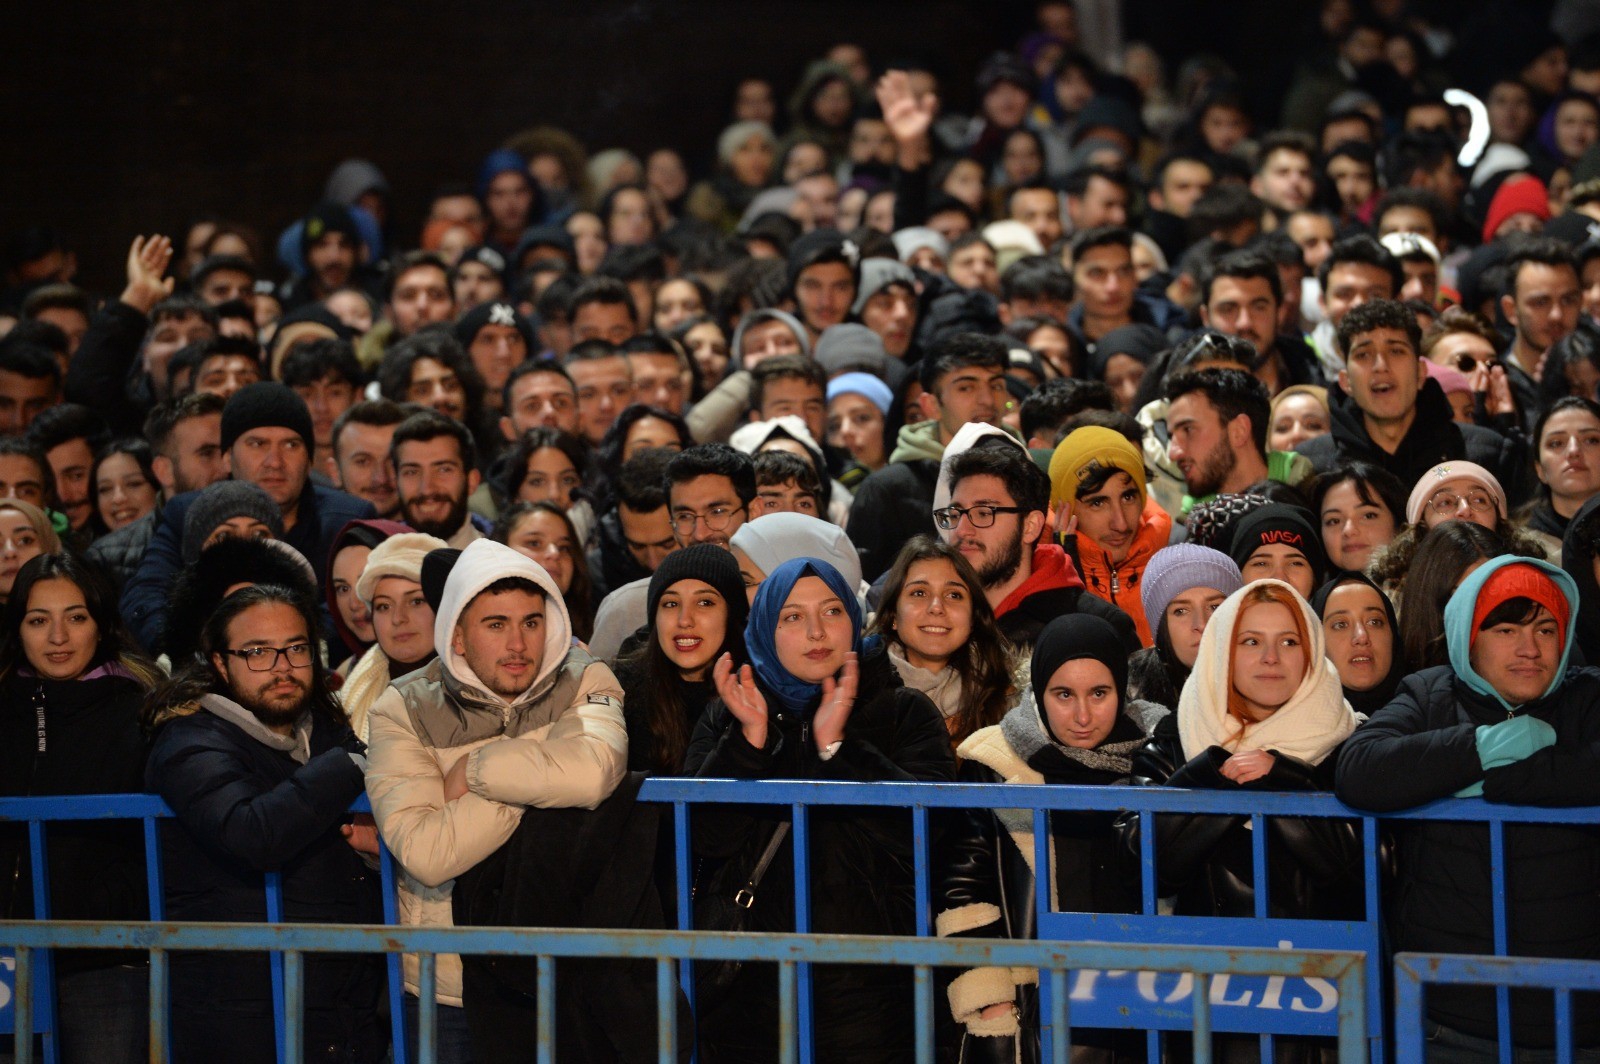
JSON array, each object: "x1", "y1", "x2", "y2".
[{"x1": 1442, "y1": 554, "x2": 1581, "y2": 715}]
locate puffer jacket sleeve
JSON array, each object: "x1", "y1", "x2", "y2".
[
  {"x1": 364, "y1": 687, "x2": 523, "y2": 889},
  {"x1": 465, "y1": 661, "x2": 628, "y2": 811},
  {"x1": 1335, "y1": 672, "x2": 1480, "y2": 812},
  {"x1": 148, "y1": 716, "x2": 366, "y2": 873}
]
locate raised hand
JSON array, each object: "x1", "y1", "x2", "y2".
[
  {"x1": 875, "y1": 71, "x2": 936, "y2": 167},
  {"x1": 714, "y1": 652, "x2": 769, "y2": 749},
  {"x1": 811, "y1": 651, "x2": 859, "y2": 752},
  {"x1": 122, "y1": 234, "x2": 174, "y2": 313}
]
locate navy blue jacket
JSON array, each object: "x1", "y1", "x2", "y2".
[
  {"x1": 120, "y1": 480, "x2": 375, "y2": 651},
  {"x1": 145, "y1": 704, "x2": 384, "y2": 1064}
]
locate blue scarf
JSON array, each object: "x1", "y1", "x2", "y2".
[{"x1": 745, "y1": 557, "x2": 863, "y2": 713}]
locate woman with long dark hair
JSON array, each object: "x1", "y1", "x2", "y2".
[
  {"x1": 89, "y1": 438, "x2": 161, "y2": 539},
  {"x1": 1521, "y1": 395, "x2": 1600, "y2": 560},
  {"x1": 868, "y1": 536, "x2": 1015, "y2": 753},
  {"x1": 616, "y1": 544, "x2": 749, "y2": 775},
  {"x1": 492, "y1": 500, "x2": 596, "y2": 643},
  {"x1": 685, "y1": 557, "x2": 955, "y2": 1062},
  {"x1": 0, "y1": 553, "x2": 161, "y2": 1064}
]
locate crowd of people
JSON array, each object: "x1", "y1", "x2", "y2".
[{"x1": 5, "y1": 2, "x2": 1600, "y2": 1062}]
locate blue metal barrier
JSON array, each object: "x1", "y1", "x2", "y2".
[
  {"x1": 3, "y1": 782, "x2": 1598, "y2": 1064},
  {"x1": 2, "y1": 920, "x2": 1369, "y2": 1064},
  {"x1": 1393, "y1": 953, "x2": 1600, "y2": 1064}
]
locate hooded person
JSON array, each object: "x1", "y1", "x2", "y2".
[
  {"x1": 339, "y1": 531, "x2": 450, "y2": 743},
  {"x1": 685, "y1": 308, "x2": 812, "y2": 445},
  {"x1": 1049, "y1": 425, "x2": 1174, "y2": 646},
  {"x1": 1224, "y1": 503, "x2": 1328, "y2": 600},
  {"x1": 684, "y1": 556, "x2": 955, "y2": 1062},
  {"x1": 937, "y1": 613, "x2": 1167, "y2": 1059},
  {"x1": 729, "y1": 511, "x2": 864, "y2": 606},
  {"x1": 160, "y1": 535, "x2": 319, "y2": 667},
  {"x1": 1131, "y1": 578, "x2": 1365, "y2": 959},
  {"x1": 1337, "y1": 555, "x2": 1600, "y2": 1051},
  {"x1": 1311, "y1": 571, "x2": 1409, "y2": 716},
  {"x1": 363, "y1": 539, "x2": 627, "y2": 1050},
  {"x1": 325, "y1": 518, "x2": 412, "y2": 671},
  {"x1": 1127, "y1": 544, "x2": 1245, "y2": 712}
]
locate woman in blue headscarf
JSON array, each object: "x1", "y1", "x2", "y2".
[{"x1": 684, "y1": 556, "x2": 956, "y2": 1064}]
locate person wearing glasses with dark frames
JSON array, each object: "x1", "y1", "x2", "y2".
[
  {"x1": 145, "y1": 583, "x2": 385, "y2": 1064},
  {"x1": 938, "y1": 438, "x2": 1139, "y2": 661},
  {"x1": 588, "y1": 442, "x2": 757, "y2": 662}
]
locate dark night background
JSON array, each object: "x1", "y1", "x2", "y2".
[{"x1": 2, "y1": 0, "x2": 1491, "y2": 292}]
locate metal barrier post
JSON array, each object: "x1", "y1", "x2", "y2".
[
  {"x1": 12, "y1": 946, "x2": 31, "y2": 1064},
  {"x1": 23, "y1": 821, "x2": 57, "y2": 1064}
]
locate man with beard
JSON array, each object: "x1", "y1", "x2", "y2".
[
  {"x1": 122, "y1": 383, "x2": 375, "y2": 649},
  {"x1": 365, "y1": 540, "x2": 628, "y2": 1060},
  {"x1": 1198, "y1": 250, "x2": 1326, "y2": 395},
  {"x1": 937, "y1": 439, "x2": 1138, "y2": 655},
  {"x1": 1164, "y1": 367, "x2": 1275, "y2": 511},
  {"x1": 145, "y1": 585, "x2": 384, "y2": 1064},
  {"x1": 392, "y1": 409, "x2": 485, "y2": 548},
  {"x1": 279, "y1": 201, "x2": 371, "y2": 313}
]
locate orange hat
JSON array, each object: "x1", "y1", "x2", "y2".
[{"x1": 1469, "y1": 562, "x2": 1570, "y2": 648}]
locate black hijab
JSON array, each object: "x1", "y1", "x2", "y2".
[{"x1": 1311, "y1": 570, "x2": 1407, "y2": 715}]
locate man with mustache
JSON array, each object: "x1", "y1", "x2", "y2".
[
  {"x1": 392, "y1": 409, "x2": 486, "y2": 548},
  {"x1": 365, "y1": 539, "x2": 627, "y2": 1059},
  {"x1": 145, "y1": 584, "x2": 384, "y2": 1063}
]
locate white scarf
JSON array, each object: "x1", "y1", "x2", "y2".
[
  {"x1": 1177, "y1": 579, "x2": 1361, "y2": 767},
  {"x1": 887, "y1": 643, "x2": 964, "y2": 719},
  {"x1": 339, "y1": 644, "x2": 393, "y2": 745}
]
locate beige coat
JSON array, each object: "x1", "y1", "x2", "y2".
[{"x1": 364, "y1": 540, "x2": 628, "y2": 1004}]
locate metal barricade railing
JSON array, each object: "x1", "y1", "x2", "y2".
[
  {"x1": 1393, "y1": 953, "x2": 1600, "y2": 1064},
  {"x1": 2, "y1": 920, "x2": 1369, "y2": 1064},
  {"x1": 4, "y1": 782, "x2": 1599, "y2": 1063}
]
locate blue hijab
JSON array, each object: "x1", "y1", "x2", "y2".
[{"x1": 746, "y1": 557, "x2": 863, "y2": 713}]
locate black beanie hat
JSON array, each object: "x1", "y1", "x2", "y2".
[
  {"x1": 220, "y1": 382, "x2": 316, "y2": 454},
  {"x1": 1225, "y1": 503, "x2": 1327, "y2": 585},
  {"x1": 647, "y1": 544, "x2": 749, "y2": 632},
  {"x1": 420, "y1": 547, "x2": 464, "y2": 614},
  {"x1": 453, "y1": 301, "x2": 536, "y2": 354},
  {"x1": 300, "y1": 200, "x2": 362, "y2": 265},
  {"x1": 786, "y1": 229, "x2": 861, "y2": 291},
  {"x1": 1030, "y1": 613, "x2": 1128, "y2": 743}
]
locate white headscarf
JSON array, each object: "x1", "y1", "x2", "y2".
[
  {"x1": 730, "y1": 512, "x2": 862, "y2": 591},
  {"x1": 1177, "y1": 578, "x2": 1361, "y2": 767}
]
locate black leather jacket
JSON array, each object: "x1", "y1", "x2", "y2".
[{"x1": 1125, "y1": 715, "x2": 1364, "y2": 921}]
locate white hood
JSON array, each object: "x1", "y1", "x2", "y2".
[
  {"x1": 933, "y1": 421, "x2": 1029, "y2": 511},
  {"x1": 433, "y1": 539, "x2": 572, "y2": 706}
]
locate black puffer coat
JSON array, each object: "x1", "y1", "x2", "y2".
[
  {"x1": 0, "y1": 668, "x2": 149, "y2": 975},
  {"x1": 1336, "y1": 665, "x2": 1600, "y2": 1048},
  {"x1": 683, "y1": 646, "x2": 956, "y2": 1063},
  {"x1": 145, "y1": 702, "x2": 385, "y2": 1064}
]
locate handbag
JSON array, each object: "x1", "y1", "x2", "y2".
[{"x1": 691, "y1": 821, "x2": 790, "y2": 999}]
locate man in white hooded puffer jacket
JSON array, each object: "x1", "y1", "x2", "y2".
[{"x1": 364, "y1": 538, "x2": 627, "y2": 1047}]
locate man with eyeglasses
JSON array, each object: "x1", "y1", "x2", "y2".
[
  {"x1": 1296, "y1": 300, "x2": 1528, "y2": 507},
  {"x1": 937, "y1": 437, "x2": 1138, "y2": 656},
  {"x1": 588, "y1": 443, "x2": 756, "y2": 662},
  {"x1": 145, "y1": 584, "x2": 384, "y2": 1063}
]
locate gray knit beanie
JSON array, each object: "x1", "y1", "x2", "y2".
[{"x1": 182, "y1": 481, "x2": 284, "y2": 564}]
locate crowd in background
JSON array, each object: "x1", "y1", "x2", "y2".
[{"x1": 3, "y1": 2, "x2": 1600, "y2": 1062}]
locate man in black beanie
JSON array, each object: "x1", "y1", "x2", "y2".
[{"x1": 121, "y1": 381, "x2": 376, "y2": 651}]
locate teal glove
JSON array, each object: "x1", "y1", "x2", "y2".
[{"x1": 1456, "y1": 716, "x2": 1558, "y2": 797}]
